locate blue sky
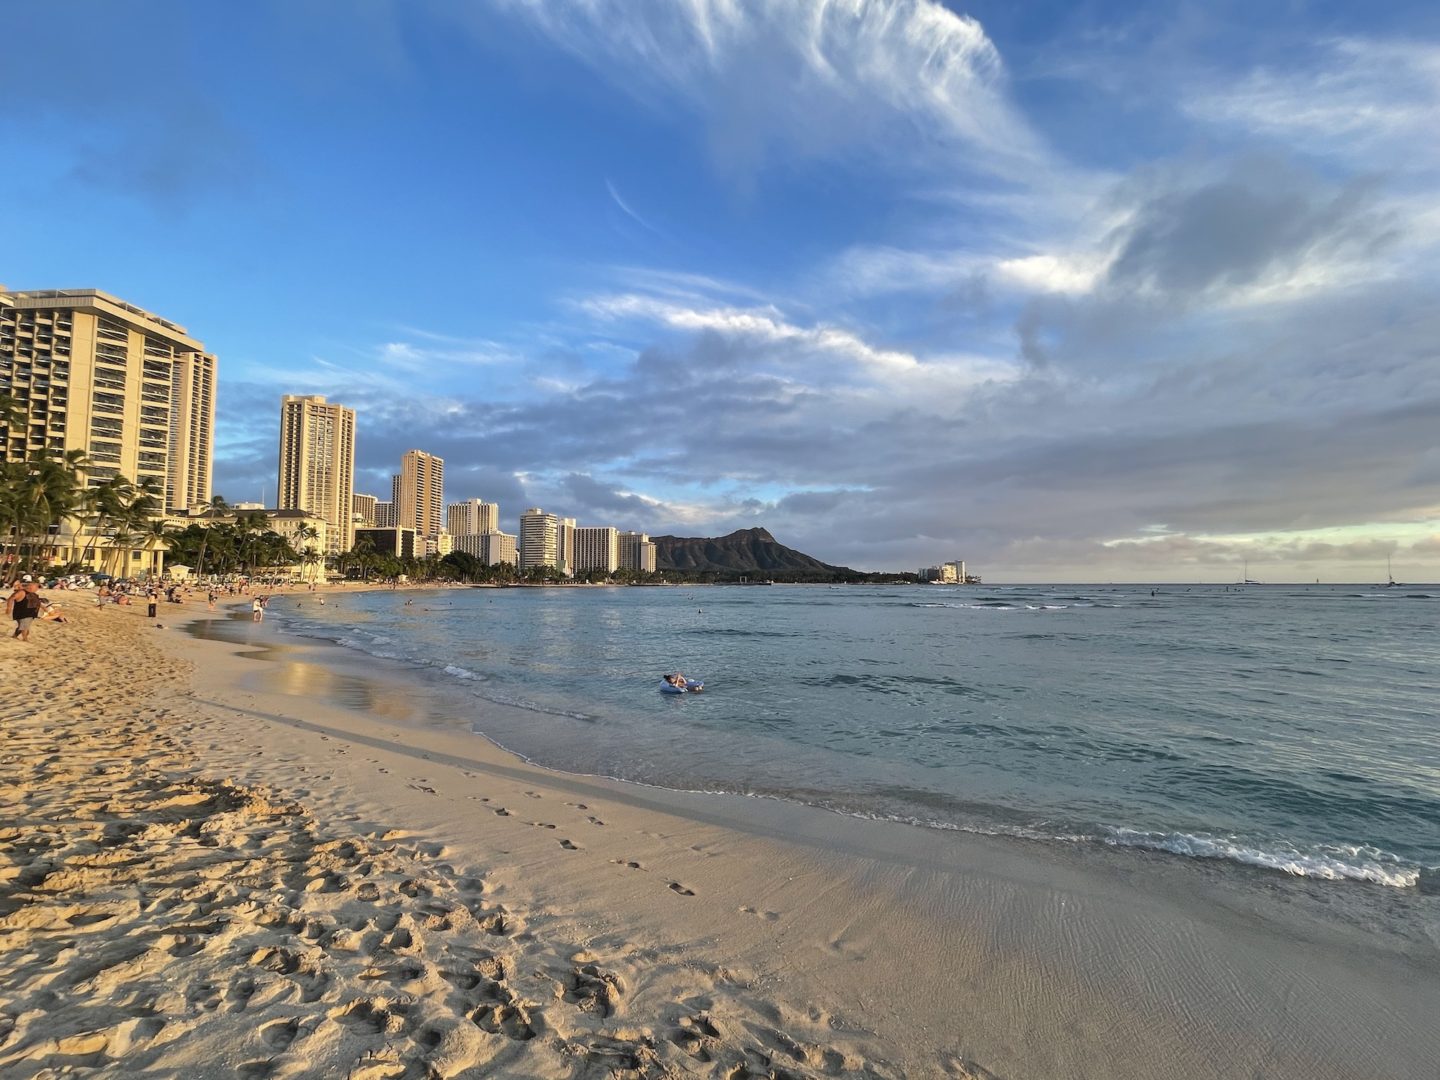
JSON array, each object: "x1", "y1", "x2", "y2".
[{"x1": 4, "y1": 0, "x2": 1439, "y2": 580}]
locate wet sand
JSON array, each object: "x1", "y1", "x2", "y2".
[{"x1": 1, "y1": 594, "x2": 1436, "y2": 1078}]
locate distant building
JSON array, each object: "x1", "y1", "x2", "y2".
[
  {"x1": 447, "y1": 498, "x2": 499, "y2": 536},
  {"x1": 452, "y1": 531, "x2": 517, "y2": 566},
  {"x1": 353, "y1": 493, "x2": 378, "y2": 526},
  {"x1": 396, "y1": 449, "x2": 444, "y2": 536},
  {"x1": 277, "y1": 394, "x2": 355, "y2": 555},
  {"x1": 354, "y1": 526, "x2": 417, "y2": 560},
  {"x1": 373, "y1": 500, "x2": 396, "y2": 528},
  {"x1": 0, "y1": 288, "x2": 216, "y2": 513},
  {"x1": 519, "y1": 508, "x2": 560, "y2": 570},
  {"x1": 558, "y1": 516, "x2": 577, "y2": 576},
  {"x1": 424, "y1": 531, "x2": 453, "y2": 558},
  {"x1": 618, "y1": 531, "x2": 657, "y2": 573},
  {"x1": 919, "y1": 560, "x2": 974, "y2": 584},
  {"x1": 264, "y1": 509, "x2": 331, "y2": 570},
  {"x1": 572, "y1": 526, "x2": 619, "y2": 573}
]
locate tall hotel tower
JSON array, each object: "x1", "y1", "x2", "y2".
[
  {"x1": 277, "y1": 395, "x2": 356, "y2": 555},
  {"x1": 396, "y1": 450, "x2": 444, "y2": 537},
  {"x1": 0, "y1": 288, "x2": 216, "y2": 512},
  {"x1": 519, "y1": 508, "x2": 560, "y2": 570}
]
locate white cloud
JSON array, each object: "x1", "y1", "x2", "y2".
[
  {"x1": 577, "y1": 290, "x2": 1018, "y2": 384},
  {"x1": 488, "y1": 0, "x2": 1049, "y2": 181},
  {"x1": 1186, "y1": 38, "x2": 1440, "y2": 171},
  {"x1": 995, "y1": 253, "x2": 1106, "y2": 296}
]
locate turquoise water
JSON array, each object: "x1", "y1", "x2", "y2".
[{"x1": 269, "y1": 583, "x2": 1439, "y2": 888}]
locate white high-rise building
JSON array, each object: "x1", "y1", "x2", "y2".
[
  {"x1": 374, "y1": 500, "x2": 396, "y2": 528},
  {"x1": 447, "y1": 498, "x2": 499, "y2": 536},
  {"x1": 277, "y1": 394, "x2": 356, "y2": 555},
  {"x1": 572, "y1": 527, "x2": 619, "y2": 574},
  {"x1": 519, "y1": 508, "x2": 560, "y2": 570}
]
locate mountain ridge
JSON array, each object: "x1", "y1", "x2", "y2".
[{"x1": 652, "y1": 527, "x2": 858, "y2": 579}]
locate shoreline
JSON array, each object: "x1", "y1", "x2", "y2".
[{"x1": 3, "y1": 595, "x2": 1437, "y2": 1077}]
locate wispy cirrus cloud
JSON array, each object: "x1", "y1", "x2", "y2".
[
  {"x1": 1185, "y1": 38, "x2": 1440, "y2": 170},
  {"x1": 486, "y1": 0, "x2": 1050, "y2": 183}
]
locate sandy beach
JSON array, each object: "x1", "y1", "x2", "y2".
[{"x1": 2, "y1": 592, "x2": 1437, "y2": 1079}]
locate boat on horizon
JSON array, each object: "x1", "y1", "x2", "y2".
[{"x1": 1383, "y1": 557, "x2": 1403, "y2": 588}]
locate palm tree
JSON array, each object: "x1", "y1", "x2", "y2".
[
  {"x1": 297, "y1": 524, "x2": 321, "y2": 581},
  {"x1": 231, "y1": 511, "x2": 267, "y2": 574},
  {"x1": 206, "y1": 525, "x2": 239, "y2": 575},
  {"x1": 80, "y1": 474, "x2": 135, "y2": 570},
  {"x1": 142, "y1": 519, "x2": 176, "y2": 579},
  {"x1": 1, "y1": 450, "x2": 87, "y2": 572},
  {"x1": 192, "y1": 494, "x2": 231, "y2": 578},
  {"x1": 352, "y1": 535, "x2": 377, "y2": 581},
  {"x1": 301, "y1": 545, "x2": 321, "y2": 583},
  {"x1": 0, "y1": 392, "x2": 27, "y2": 446}
]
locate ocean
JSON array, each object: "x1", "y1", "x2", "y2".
[{"x1": 256, "y1": 583, "x2": 1438, "y2": 889}]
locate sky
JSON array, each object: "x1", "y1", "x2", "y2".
[{"x1": 3, "y1": 0, "x2": 1439, "y2": 582}]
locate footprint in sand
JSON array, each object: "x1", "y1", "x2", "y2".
[
  {"x1": 260, "y1": 1017, "x2": 301, "y2": 1050},
  {"x1": 610, "y1": 859, "x2": 645, "y2": 871},
  {"x1": 740, "y1": 905, "x2": 780, "y2": 921},
  {"x1": 492, "y1": 807, "x2": 510, "y2": 817},
  {"x1": 668, "y1": 882, "x2": 696, "y2": 896},
  {"x1": 559, "y1": 839, "x2": 580, "y2": 850},
  {"x1": 587, "y1": 816, "x2": 606, "y2": 826}
]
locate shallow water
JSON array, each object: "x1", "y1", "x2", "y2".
[{"x1": 263, "y1": 583, "x2": 1439, "y2": 888}]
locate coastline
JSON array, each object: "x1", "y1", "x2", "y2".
[{"x1": 2, "y1": 594, "x2": 1437, "y2": 1078}]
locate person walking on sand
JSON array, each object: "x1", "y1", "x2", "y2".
[
  {"x1": 8, "y1": 581, "x2": 44, "y2": 642},
  {"x1": 6, "y1": 579, "x2": 29, "y2": 636},
  {"x1": 207, "y1": 588, "x2": 217, "y2": 611}
]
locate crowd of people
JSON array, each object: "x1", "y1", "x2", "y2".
[{"x1": 4, "y1": 572, "x2": 292, "y2": 643}]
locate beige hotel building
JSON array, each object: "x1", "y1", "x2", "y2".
[
  {"x1": 618, "y1": 530, "x2": 657, "y2": 573},
  {"x1": 277, "y1": 394, "x2": 356, "y2": 555},
  {"x1": 447, "y1": 498, "x2": 498, "y2": 537},
  {"x1": 395, "y1": 449, "x2": 444, "y2": 537},
  {"x1": 0, "y1": 288, "x2": 216, "y2": 513}
]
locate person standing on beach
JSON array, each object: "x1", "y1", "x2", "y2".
[
  {"x1": 207, "y1": 588, "x2": 217, "y2": 611},
  {"x1": 146, "y1": 586, "x2": 159, "y2": 619},
  {"x1": 252, "y1": 597, "x2": 264, "y2": 622},
  {"x1": 8, "y1": 581, "x2": 44, "y2": 642},
  {"x1": 6, "y1": 579, "x2": 29, "y2": 635}
]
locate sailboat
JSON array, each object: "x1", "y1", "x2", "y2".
[
  {"x1": 1384, "y1": 556, "x2": 1403, "y2": 589},
  {"x1": 1240, "y1": 559, "x2": 1262, "y2": 585}
]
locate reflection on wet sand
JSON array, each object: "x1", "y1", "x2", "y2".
[{"x1": 186, "y1": 612, "x2": 462, "y2": 729}]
